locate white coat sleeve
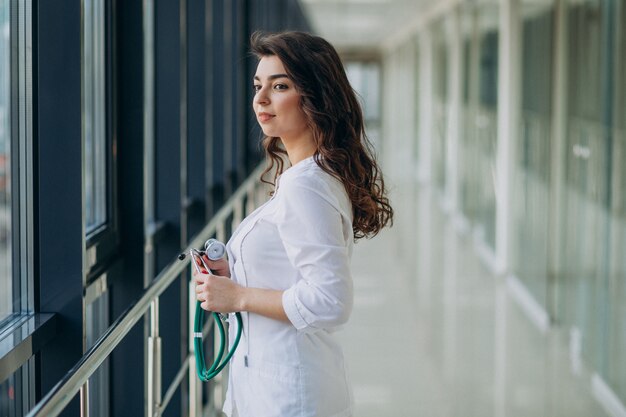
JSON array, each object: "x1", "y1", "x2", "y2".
[{"x1": 276, "y1": 175, "x2": 353, "y2": 333}]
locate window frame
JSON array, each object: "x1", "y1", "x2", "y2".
[
  {"x1": 2, "y1": 0, "x2": 34, "y2": 322},
  {"x1": 83, "y1": 0, "x2": 120, "y2": 285},
  {"x1": 0, "y1": 5, "x2": 51, "y2": 413}
]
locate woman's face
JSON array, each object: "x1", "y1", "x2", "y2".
[{"x1": 253, "y1": 55, "x2": 310, "y2": 142}]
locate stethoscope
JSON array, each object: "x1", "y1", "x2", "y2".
[{"x1": 179, "y1": 239, "x2": 243, "y2": 381}]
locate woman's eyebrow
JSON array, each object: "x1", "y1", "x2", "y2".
[{"x1": 253, "y1": 73, "x2": 289, "y2": 81}]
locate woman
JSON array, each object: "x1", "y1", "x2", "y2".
[{"x1": 194, "y1": 31, "x2": 393, "y2": 417}]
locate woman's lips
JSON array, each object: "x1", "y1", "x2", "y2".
[{"x1": 258, "y1": 112, "x2": 275, "y2": 123}]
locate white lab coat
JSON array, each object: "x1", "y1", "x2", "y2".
[{"x1": 223, "y1": 156, "x2": 354, "y2": 417}]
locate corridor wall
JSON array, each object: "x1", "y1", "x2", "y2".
[{"x1": 382, "y1": 0, "x2": 626, "y2": 414}]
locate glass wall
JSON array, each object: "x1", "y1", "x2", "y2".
[
  {"x1": 511, "y1": 0, "x2": 555, "y2": 310},
  {"x1": 460, "y1": 3, "x2": 498, "y2": 250},
  {"x1": 424, "y1": 0, "x2": 626, "y2": 410},
  {"x1": 0, "y1": 359, "x2": 34, "y2": 417},
  {"x1": 554, "y1": 0, "x2": 626, "y2": 407},
  {"x1": 432, "y1": 21, "x2": 448, "y2": 192},
  {"x1": 607, "y1": 0, "x2": 626, "y2": 404},
  {"x1": 0, "y1": 0, "x2": 35, "y2": 413},
  {"x1": 0, "y1": 0, "x2": 11, "y2": 322},
  {"x1": 476, "y1": 24, "x2": 498, "y2": 250},
  {"x1": 459, "y1": 32, "x2": 478, "y2": 222},
  {"x1": 452, "y1": 0, "x2": 626, "y2": 407},
  {"x1": 345, "y1": 61, "x2": 382, "y2": 150},
  {"x1": 558, "y1": 0, "x2": 608, "y2": 375}
]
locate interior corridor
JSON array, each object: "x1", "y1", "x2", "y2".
[{"x1": 340, "y1": 180, "x2": 610, "y2": 417}]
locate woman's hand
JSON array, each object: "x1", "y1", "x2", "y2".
[
  {"x1": 194, "y1": 269, "x2": 244, "y2": 313},
  {"x1": 194, "y1": 254, "x2": 230, "y2": 278},
  {"x1": 192, "y1": 254, "x2": 289, "y2": 322}
]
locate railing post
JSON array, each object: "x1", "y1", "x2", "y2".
[
  {"x1": 147, "y1": 299, "x2": 162, "y2": 417},
  {"x1": 212, "y1": 325, "x2": 224, "y2": 410},
  {"x1": 216, "y1": 223, "x2": 226, "y2": 244},
  {"x1": 212, "y1": 223, "x2": 226, "y2": 410},
  {"x1": 79, "y1": 381, "x2": 90, "y2": 417},
  {"x1": 232, "y1": 199, "x2": 243, "y2": 231},
  {"x1": 245, "y1": 184, "x2": 255, "y2": 217},
  {"x1": 189, "y1": 279, "x2": 202, "y2": 417}
]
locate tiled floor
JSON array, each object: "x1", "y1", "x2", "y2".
[{"x1": 338, "y1": 183, "x2": 611, "y2": 417}]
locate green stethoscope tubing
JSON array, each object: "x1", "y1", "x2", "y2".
[
  {"x1": 186, "y1": 240, "x2": 244, "y2": 382},
  {"x1": 193, "y1": 302, "x2": 243, "y2": 381}
]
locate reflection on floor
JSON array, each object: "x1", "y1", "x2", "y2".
[{"x1": 338, "y1": 183, "x2": 610, "y2": 417}]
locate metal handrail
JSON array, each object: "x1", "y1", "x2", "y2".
[{"x1": 27, "y1": 164, "x2": 267, "y2": 417}]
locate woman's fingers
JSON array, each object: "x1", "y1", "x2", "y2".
[
  {"x1": 194, "y1": 274, "x2": 240, "y2": 313},
  {"x1": 195, "y1": 274, "x2": 212, "y2": 300},
  {"x1": 195, "y1": 273, "x2": 208, "y2": 285},
  {"x1": 195, "y1": 277, "x2": 206, "y2": 302},
  {"x1": 191, "y1": 261, "x2": 209, "y2": 276}
]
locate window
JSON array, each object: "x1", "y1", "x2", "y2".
[
  {"x1": 0, "y1": 0, "x2": 31, "y2": 322},
  {"x1": 0, "y1": 359, "x2": 34, "y2": 417},
  {"x1": 83, "y1": 0, "x2": 107, "y2": 235},
  {"x1": 82, "y1": 0, "x2": 119, "y2": 283},
  {"x1": 345, "y1": 61, "x2": 381, "y2": 148},
  {"x1": 0, "y1": 0, "x2": 35, "y2": 414},
  {"x1": 86, "y1": 289, "x2": 110, "y2": 416},
  {"x1": 82, "y1": 1, "x2": 113, "y2": 414},
  {"x1": 0, "y1": 0, "x2": 11, "y2": 322}
]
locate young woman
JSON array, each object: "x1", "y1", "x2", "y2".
[{"x1": 194, "y1": 31, "x2": 393, "y2": 417}]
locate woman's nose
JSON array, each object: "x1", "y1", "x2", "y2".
[{"x1": 254, "y1": 88, "x2": 270, "y2": 105}]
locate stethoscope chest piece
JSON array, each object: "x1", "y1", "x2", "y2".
[{"x1": 204, "y1": 238, "x2": 226, "y2": 260}]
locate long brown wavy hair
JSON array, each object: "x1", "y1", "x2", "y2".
[{"x1": 250, "y1": 31, "x2": 393, "y2": 240}]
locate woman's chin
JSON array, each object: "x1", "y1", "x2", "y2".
[{"x1": 261, "y1": 128, "x2": 277, "y2": 137}]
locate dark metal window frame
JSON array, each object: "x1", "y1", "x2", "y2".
[
  {"x1": 1, "y1": 0, "x2": 312, "y2": 413},
  {"x1": 0, "y1": 3, "x2": 54, "y2": 412},
  {"x1": 84, "y1": 0, "x2": 120, "y2": 286}
]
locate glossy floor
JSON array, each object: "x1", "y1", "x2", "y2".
[{"x1": 338, "y1": 182, "x2": 611, "y2": 417}]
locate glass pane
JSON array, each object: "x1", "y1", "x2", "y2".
[
  {"x1": 84, "y1": 0, "x2": 107, "y2": 234},
  {"x1": 608, "y1": 0, "x2": 626, "y2": 405},
  {"x1": 345, "y1": 61, "x2": 381, "y2": 148},
  {"x1": 559, "y1": 0, "x2": 609, "y2": 375},
  {"x1": 511, "y1": 1, "x2": 555, "y2": 310},
  {"x1": 475, "y1": 5, "x2": 498, "y2": 250},
  {"x1": 0, "y1": 358, "x2": 33, "y2": 416},
  {"x1": 86, "y1": 291, "x2": 110, "y2": 417},
  {"x1": 0, "y1": 0, "x2": 12, "y2": 321},
  {"x1": 460, "y1": 5, "x2": 499, "y2": 239},
  {"x1": 460, "y1": 35, "x2": 475, "y2": 220},
  {"x1": 432, "y1": 21, "x2": 447, "y2": 192}
]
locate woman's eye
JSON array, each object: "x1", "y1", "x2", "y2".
[
  {"x1": 273, "y1": 83, "x2": 288, "y2": 91},
  {"x1": 253, "y1": 84, "x2": 261, "y2": 93}
]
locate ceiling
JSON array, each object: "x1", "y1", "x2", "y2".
[{"x1": 300, "y1": 0, "x2": 437, "y2": 55}]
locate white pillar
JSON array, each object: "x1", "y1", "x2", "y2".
[{"x1": 496, "y1": 0, "x2": 521, "y2": 275}]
